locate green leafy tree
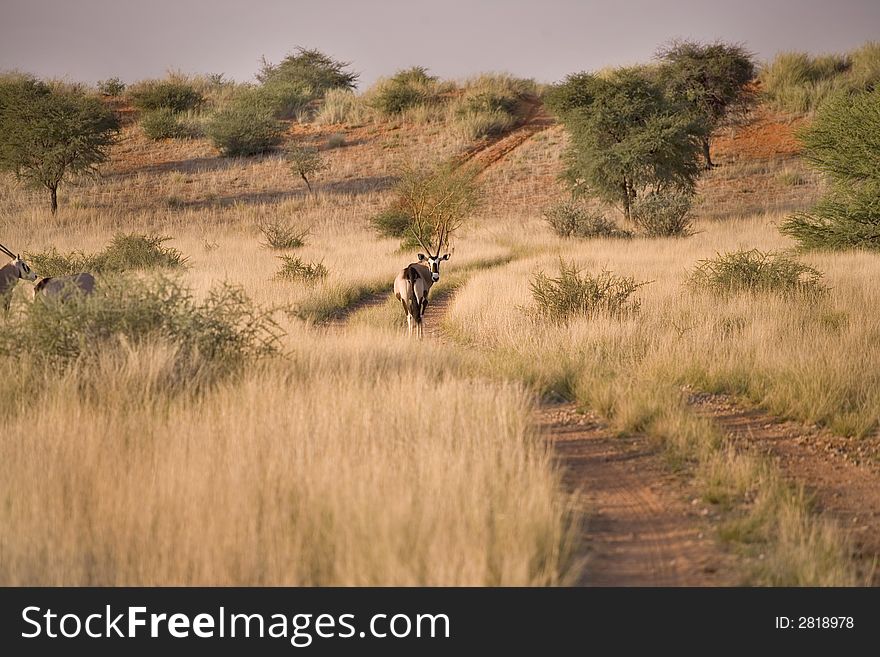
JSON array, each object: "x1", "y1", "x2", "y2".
[
  {"x1": 657, "y1": 40, "x2": 756, "y2": 168},
  {"x1": 0, "y1": 76, "x2": 119, "y2": 213},
  {"x1": 780, "y1": 87, "x2": 880, "y2": 250},
  {"x1": 258, "y1": 47, "x2": 359, "y2": 100},
  {"x1": 545, "y1": 67, "x2": 705, "y2": 220}
]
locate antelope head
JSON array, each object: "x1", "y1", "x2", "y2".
[
  {"x1": 0, "y1": 243, "x2": 36, "y2": 282},
  {"x1": 413, "y1": 220, "x2": 453, "y2": 282}
]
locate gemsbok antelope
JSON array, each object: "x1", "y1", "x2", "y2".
[
  {"x1": 393, "y1": 226, "x2": 451, "y2": 338},
  {"x1": 33, "y1": 273, "x2": 97, "y2": 301},
  {"x1": 0, "y1": 242, "x2": 37, "y2": 310}
]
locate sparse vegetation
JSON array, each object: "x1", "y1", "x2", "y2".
[
  {"x1": 688, "y1": 249, "x2": 827, "y2": 297},
  {"x1": 530, "y1": 260, "x2": 644, "y2": 323},
  {"x1": 287, "y1": 145, "x2": 327, "y2": 194},
  {"x1": 543, "y1": 201, "x2": 630, "y2": 238},
  {"x1": 276, "y1": 255, "x2": 328, "y2": 283},
  {"x1": 258, "y1": 220, "x2": 309, "y2": 250}
]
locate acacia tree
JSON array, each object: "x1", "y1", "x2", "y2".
[
  {"x1": 287, "y1": 145, "x2": 327, "y2": 194},
  {"x1": 391, "y1": 163, "x2": 480, "y2": 253},
  {"x1": 657, "y1": 40, "x2": 756, "y2": 168},
  {"x1": 0, "y1": 76, "x2": 119, "y2": 213},
  {"x1": 546, "y1": 67, "x2": 705, "y2": 220},
  {"x1": 780, "y1": 87, "x2": 880, "y2": 250},
  {"x1": 258, "y1": 47, "x2": 359, "y2": 99}
]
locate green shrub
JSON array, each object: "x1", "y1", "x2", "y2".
[
  {"x1": 688, "y1": 249, "x2": 827, "y2": 297},
  {"x1": 0, "y1": 276, "x2": 282, "y2": 376},
  {"x1": 141, "y1": 108, "x2": 196, "y2": 140},
  {"x1": 255, "y1": 79, "x2": 311, "y2": 119},
  {"x1": 257, "y1": 48, "x2": 359, "y2": 99},
  {"x1": 24, "y1": 249, "x2": 98, "y2": 278},
  {"x1": 371, "y1": 67, "x2": 438, "y2": 116},
  {"x1": 207, "y1": 102, "x2": 284, "y2": 157},
  {"x1": 276, "y1": 256, "x2": 328, "y2": 283},
  {"x1": 27, "y1": 233, "x2": 186, "y2": 276},
  {"x1": 630, "y1": 191, "x2": 694, "y2": 237},
  {"x1": 127, "y1": 79, "x2": 204, "y2": 113},
  {"x1": 97, "y1": 77, "x2": 126, "y2": 96},
  {"x1": 543, "y1": 201, "x2": 631, "y2": 238},
  {"x1": 371, "y1": 207, "x2": 412, "y2": 238},
  {"x1": 258, "y1": 220, "x2": 309, "y2": 249},
  {"x1": 97, "y1": 233, "x2": 186, "y2": 271},
  {"x1": 780, "y1": 87, "x2": 880, "y2": 250},
  {"x1": 530, "y1": 260, "x2": 644, "y2": 323}
]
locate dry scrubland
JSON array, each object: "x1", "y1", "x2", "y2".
[{"x1": 0, "y1": 87, "x2": 874, "y2": 585}]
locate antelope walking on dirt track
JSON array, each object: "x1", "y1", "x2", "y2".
[
  {"x1": 0, "y1": 243, "x2": 37, "y2": 310},
  {"x1": 393, "y1": 224, "x2": 451, "y2": 339}
]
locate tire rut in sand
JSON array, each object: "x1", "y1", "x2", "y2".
[
  {"x1": 689, "y1": 390, "x2": 880, "y2": 585},
  {"x1": 539, "y1": 404, "x2": 738, "y2": 586}
]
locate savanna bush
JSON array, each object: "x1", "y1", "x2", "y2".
[
  {"x1": 629, "y1": 191, "x2": 693, "y2": 237},
  {"x1": 127, "y1": 79, "x2": 204, "y2": 113},
  {"x1": 276, "y1": 256, "x2": 328, "y2": 283},
  {"x1": 97, "y1": 77, "x2": 126, "y2": 96},
  {"x1": 207, "y1": 101, "x2": 284, "y2": 157},
  {"x1": 27, "y1": 233, "x2": 186, "y2": 276},
  {"x1": 688, "y1": 249, "x2": 827, "y2": 297},
  {"x1": 543, "y1": 201, "x2": 631, "y2": 239},
  {"x1": 530, "y1": 260, "x2": 645, "y2": 323},
  {"x1": 0, "y1": 276, "x2": 282, "y2": 375},
  {"x1": 141, "y1": 108, "x2": 197, "y2": 140},
  {"x1": 258, "y1": 220, "x2": 309, "y2": 250},
  {"x1": 371, "y1": 67, "x2": 440, "y2": 116}
]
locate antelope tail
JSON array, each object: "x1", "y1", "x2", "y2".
[{"x1": 405, "y1": 266, "x2": 422, "y2": 323}]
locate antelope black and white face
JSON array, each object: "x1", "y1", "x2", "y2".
[
  {"x1": 418, "y1": 253, "x2": 450, "y2": 282},
  {"x1": 12, "y1": 257, "x2": 36, "y2": 282}
]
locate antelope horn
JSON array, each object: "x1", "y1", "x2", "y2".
[
  {"x1": 436, "y1": 222, "x2": 447, "y2": 257},
  {"x1": 0, "y1": 242, "x2": 17, "y2": 259},
  {"x1": 411, "y1": 227, "x2": 432, "y2": 257}
]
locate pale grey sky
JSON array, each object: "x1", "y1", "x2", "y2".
[{"x1": 1, "y1": 0, "x2": 879, "y2": 87}]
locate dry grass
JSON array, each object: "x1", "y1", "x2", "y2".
[
  {"x1": 0, "y1": 338, "x2": 574, "y2": 585},
  {"x1": 444, "y1": 212, "x2": 871, "y2": 584},
  {"x1": 0, "y1": 87, "x2": 871, "y2": 587}
]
